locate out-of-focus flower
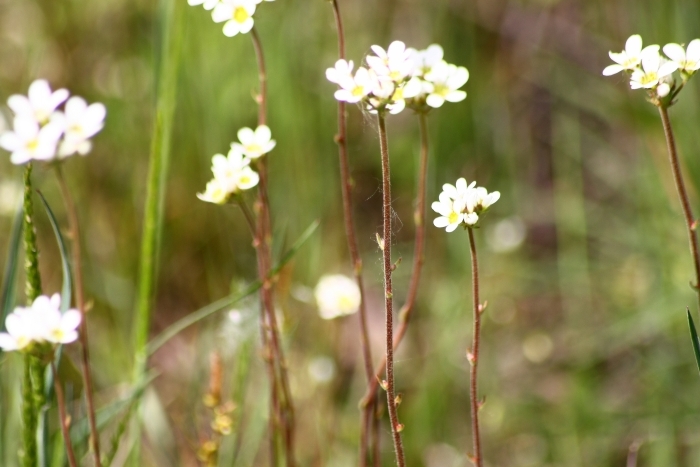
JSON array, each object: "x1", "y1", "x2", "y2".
[
  {"x1": 314, "y1": 274, "x2": 361, "y2": 320},
  {"x1": 326, "y1": 59, "x2": 355, "y2": 84},
  {"x1": 0, "y1": 293, "x2": 80, "y2": 352},
  {"x1": 0, "y1": 116, "x2": 64, "y2": 164},
  {"x1": 0, "y1": 179, "x2": 23, "y2": 217},
  {"x1": 232, "y1": 125, "x2": 276, "y2": 159},
  {"x1": 663, "y1": 39, "x2": 700, "y2": 74},
  {"x1": 212, "y1": 0, "x2": 256, "y2": 37},
  {"x1": 211, "y1": 147, "x2": 257, "y2": 191},
  {"x1": 7, "y1": 79, "x2": 68, "y2": 124},
  {"x1": 432, "y1": 177, "x2": 499, "y2": 231},
  {"x1": 423, "y1": 61, "x2": 469, "y2": 108},
  {"x1": 332, "y1": 66, "x2": 375, "y2": 104},
  {"x1": 602, "y1": 34, "x2": 648, "y2": 76},
  {"x1": 187, "y1": 0, "x2": 220, "y2": 10},
  {"x1": 408, "y1": 44, "x2": 444, "y2": 77},
  {"x1": 366, "y1": 41, "x2": 414, "y2": 82},
  {"x1": 629, "y1": 48, "x2": 678, "y2": 89},
  {"x1": 56, "y1": 96, "x2": 106, "y2": 157},
  {"x1": 197, "y1": 178, "x2": 230, "y2": 204}
]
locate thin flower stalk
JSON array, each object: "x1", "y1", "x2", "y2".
[
  {"x1": 52, "y1": 361, "x2": 79, "y2": 467},
  {"x1": 55, "y1": 165, "x2": 102, "y2": 467},
  {"x1": 328, "y1": 1, "x2": 376, "y2": 465},
  {"x1": 657, "y1": 106, "x2": 700, "y2": 311},
  {"x1": 377, "y1": 114, "x2": 406, "y2": 467},
  {"x1": 467, "y1": 228, "x2": 483, "y2": 467},
  {"x1": 250, "y1": 26, "x2": 297, "y2": 467}
]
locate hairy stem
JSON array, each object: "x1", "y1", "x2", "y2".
[
  {"x1": 55, "y1": 166, "x2": 102, "y2": 467},
  {"x1": 22, "y1": 163, "x2": 41, "y2": 467},
  {"x1": 658, "y1": 105, "x2": 700, "y2": 311},
  {"x1": 377, "y1": 114, "x2": 406, "y2": 467},
  {"x1": 250, "y1": 26, "x2": 296, "y2": 467},
  {"x1": 328, "y1": 1, "x2": 376, "y2": 465},
  {"x1": 51, "y1": 361, "x2": 78, "y2": 467},
  {"x1": 467, "y1": 228, "x2": 483, "y2": 467}
]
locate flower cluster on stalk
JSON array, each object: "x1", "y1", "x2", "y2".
[
  {"x1": 187, "y1": 0, "x2": 274, "y2": 37},
  {"x1": 326, "y1": 41, "x2": 469, "y2": 115},
  {"x1": 0, "y1": 294, "x2": 81, "y2": 354},
  {"x1": 432, "y1": 178, "x2": 500, "y2": 232},
  {"x1": 603, "y1": 34, "x2": 700, "y2": 103},
  {"x1": 0, "y1": 80, "x2": 106, "y2": 165},
  {"x1": 197, "y1": 125, "x2": 275, "y2": 204}
]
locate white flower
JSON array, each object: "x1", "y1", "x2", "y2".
[
  {"x1": 188, "y1": 0, "x2": 220, "y2": 10},
  {"x1": 0, "y1": 308, "x2": 38, "y2": 351},
  {"x1": 385, "y1": 77, "x2": 422, "y2": 114},
  {"x1": 212, "y1": 0, "x2": 256, "y2": 37},
  {"x1": 442, "y1": 178, "x2": 476, "y2": 208},
  {"x1": 7, "y1": 79, "x2": 69, "y2": 124},
  {"x1": 663, "y1": 39, "x2": 700, "y2": 73},
  {"x1": 630, "y1": 48, "x2": 678, "y2": 89},
  {"x1": 366, "y1": 41, "x2": 414, "y2": 82},
  {"x1": 55, "y1": 96, "x2": 106, "y2": 157},
  {"x1": 602, "y1": 34, "x2": 648, "y2": 76},
  {"x1": 314, "y1": 274, "x2": 361, "y2": 320},
  {"x1": 432, "y1": 192, "x2": 466, "y2": 232},
  {"x1": 232, "y1": 125, "x2": 276, "y2": 159},
  {"x1": 423, "y1": 61, "x2": 469, "y2": 108},
  {"x1": 326, "y1": 59, "x2": 354, "y2": 84},
  {"x1": 210, "y1": 147, "x2": 259, "y2": 192},
  {"x1": 471, "y1": 186, "x2": 500, "y2": 211},
  {"x1": 333, "y1": 66, "x2": 375, "y2": 103},
  {"x1": 197, "y1": 178, "x2": 230, "y2": 204},
  {"x1": 408, "y1": 44, "x2": 444, "y2": 77},
  {"x1": 366, "y1": 74, "x2": 396, "y2": 112},
  {"x1": 0, "y1": 115, "x2": 64, "y2": 164}
]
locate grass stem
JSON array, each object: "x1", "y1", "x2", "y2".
[{"x1": 467, "y1": 228, "x2": 483, "y2": 467}]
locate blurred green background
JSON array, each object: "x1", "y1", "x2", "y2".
[{"x1": 2, "y1": 0, "x2": 700, "y2": 465}]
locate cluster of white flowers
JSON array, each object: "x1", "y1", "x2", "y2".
[
  {"x1": 0, "y1": 80, "x2": 106, "y2": 165},
  {"x1": 314, "y1": 274, "x2": 361, "y2": 320},
  {"x1": 187, "y1": 0, "x2": 274, "y2": 38},
  {"x1": 0, "y1": 294, "x2": 81, "y2": 353},
  {"x1": 197, "y1": 125, "x2": 275, "y2": 204},
  {"x1": 326, "y1": 41, "x2": 468, "y2": 115},
  {"x1": 603, "y1": 34, "x2": 700, "y2": 98},
  {"x1": 432, "y1": 178, "x2": 500, "y2": 232}
]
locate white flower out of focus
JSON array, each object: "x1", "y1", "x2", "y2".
[
  {"x1": 314, "y1": 274, "x2": 361, "y2": 320},
  {"x1": 7, "y1": 79, "x2": 68, "y2": 124},
  {"x1": 0, "y1": 116, "x2": 64, "y2": 164},
  {"x1": 187, "y1": 0, "x2": 220, "y2": 10},
  {"x1": 630, "y1": 48, "x2": 678, "y2": 89},
  {"x1": 197, "y1": 146, "x2": 260, "y2": 205},
  {"x1": 56, "y1": 96, "x2": 107, "y2": 157},
  {"x1": 432, "y1": 177, "x2": 499, "y2": 232},
  {"x1": 366, "y1": 41, "x2": 415, "y2": 82},
  {"x1": 326, "y1": 59, "x2": 355, "y2": 85},
  {"x1": 602, "y1": 34, "x2": 647, "y2": 76},
  {"x1": 663, "y1": 39, "x2": 700, "y2": 74},
  {"x1": 232, "y1": 125, "x2": 276, "y2": 159},
  {"x1": 0, "y1": 293, "x2": 81, "y2": 352},
  {"x1": 212, "y1": 0, "x2": 256, "y2": 37},
  {"x1": 423, "y1": 61, "x2": 469, "y2": 108}
]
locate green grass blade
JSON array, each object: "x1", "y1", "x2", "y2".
[
  {"x1": 687, "y1": 308, "x2": 700, "y2": 376},
  {"x1": 36, "y1": 190, "x2": 75, "y2": 467},
  {"x1": 146, "y1": 219, "x2": 319, "y2": 355},
  {"x1": 0, "y1": 201, "x2": 24, "y2": 330}
]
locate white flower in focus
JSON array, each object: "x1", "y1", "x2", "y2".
[
  {"x1": 314, "y1": 274, "x2": 361, "y2": 320},
  {"x1": 333, "y1": 67, "x2": 375, "y2": 103},
  {"x1": 366, "y1": 41, "x2": 414, "y2": 82},
  {"x1": 188, "y1": 0, "x2": 220, "y2": 9},
  {"x1": 630, "y1": 48, "x2": 678, "y2": 89},
  {"x1": 663, "y1": 39, "x2": 700, "y2": 73},
  {"x1": 33, "y1": 294, "x2": 81, "y2": 345},
  {"x1": 326, "y1": 59, "x2": 354, "y2": 84},
  {"x1": 0, "y1": 116, "x2": 64, "y2": 164},
  {"x1": 432, "y1": 192, "x2": 466, "y2": 232},
  {"x1": 602, "y1": 34, "x2": 647, "y2": 76},
  {"x1": 442, "y1": 178, "x2": 476, "y2": 208},
  {"x1": 197, "y1": 178, "x2": 230, "y2": 204},
  {"x1": 424, "y1": 61, "x2": 469, "y2": 108},
  {"x1": 232, "y1": 125, "x2": 276, "y2": 159},
  {"x1": 7, "y1": 79, "x2": 69, "y2": 124},
  {"x1": 56, "y1": 96, "x2": 106, "y2": 157},
  {"x1": 408, "y1": 44, "x2": 444, "y2": 77},
  {"x1": 212, "y1": 0, "x2": 256, "y2": 37}
]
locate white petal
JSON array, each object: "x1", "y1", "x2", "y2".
[
  {"x1": 0, "y1": 333, "x2": 18, "y2": 351},
  {"x1": 426, "y1": 94, "x2": 445, "y2": 108},
  {"x1": 223, "y1": 20, "x2": 241, "y2": 36},
  {"x1": 658, "y1": 61, "x2": 679, "y2": 78},
  {"x1": 625, "y1": 34, "x2": 643, "y2": 55},
  {"x1": 663, "y1": 43, "x2": 686, "y2": 63},
  {"x1": 254, "y1": 125, "x2": 271, "y2": 143},
  {"x1": 433, "y1": 217, "x2": 450, "y2": 228},
  {"x1": 7, "y1": 95, "x2": 32, "y2": 116},
  {"x1": 445, "y1": 223, "x2": 459, "y2": 232},
  {"x1": 14, "y1": 116, "x2": 39, "y2": 140},
  {"x1": 0, "y1": 132, "x2": 20, "y2": 151},
  {"x1": 602, "y1": 64, "x2": 624, "y2": 76},
  {"x1": 10, "y1": 150, "x2": 32, "y2": 165},
  {"x1": 28, "y1": 80, "x2": 52, "y2": 107},
  {"x1": 212, "y1": 3, "x2": 233, "y2": 22},
  {"x1": 237, "y1": 127, "x2": 255, "y2": 145},
  {"x1": 686, "y1": 39, "x2": 700, "y2": 63},
  {"x1": 444, "y1": 90, "x2": 467, "y2": 103},
  {"x1": 239, "y1": 17, "x2": 254, "y2": 34},
  {"x1": 60, "y1": 310, "x2": 82, "y2": 332}
]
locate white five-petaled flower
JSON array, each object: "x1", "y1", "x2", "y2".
[
  {"x1": 423, "y1": 61, "x2": 469, "y2": 108},
  {"x1": 197, "y1": 178, "x2": 230, "y2": 204},
  {"x1": 188, "y1": 0, "x2": 220, "y2": 9},
  {"x1": 0, "y1": 293, "x2": 81, "y2": 352},
  {"x1": 663, "y1": 39, "x2": 700, "y2": 73},
  {"x1": 629, "y1": 48, "x2": 678, "y2": 89},
  {"x1": 408, "y1": 44, "x2": 444, "y2": 77},
  {"x1": 432, "y1": 192, "x2": 467, "y2": 232},
  {"x1": 211, "y1": 147, "x2": 259, "y2": 191},
  {"x1": 332, "y1": 67, "x2": 375, "y2": 103},
  {"x1": 314, "y1": 274, "x2": 361, "y2": 320},
  {"x1": 471, "y1": 186, "x2": 501, "y2": 211},
  {"x1": 212, "y1": 0, "x2": 256, "y2": 37},
  {"x1": 55, "y1": 96, "x2": 106, "y2": 157},
  {"x1": 232, "y1": 125, "x2": 276, "y2": 159},
  {"x1": 326, "y1": 59, "x2": 355, "y2": 85},
  {"x1": 7, "y1": 79, "x2": 68, "y2": 124},
  {"x1": 602, "y1": 34, "x2": 649, "y2": 76},
  {"x1": 0, "y1": 116, "x2": 64, "y2": 164},
  {"x1": 432, "y1": 178, "x2": 499, "y2": 232},
  {"x1": 366, "y1": 41, "x2": 415, "y2": 82}
]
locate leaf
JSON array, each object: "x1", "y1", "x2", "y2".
[
  {"x1": 36, "y1": 191, "x2": 72, "y2": 312},
  {"x1": 146, "y1": 219, "x2": 319, "y2": 355},
  {"x1": 687, "y1": 308, "x2": 700, "y2": 376},
  {"x1": 0, "y1": 201, "x2": 24, "y2": 331}
]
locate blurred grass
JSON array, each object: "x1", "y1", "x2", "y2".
[{"x1": 2, "y1": 0, "x2": 700, "y2": 465}]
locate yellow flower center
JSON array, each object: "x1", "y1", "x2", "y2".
[
  {"x1": 233, "y1": 6, "x2": 249, "y2": 23},
  {"x1": 27, "y1": 139, "x2": 39, "y2": 152},
  {"x1": 338, "y1": 295, "x2": 354, "y2": 311},
  {"x1": 52, "y1": 329, "x2": 65, "y2": 341},
  {"x1": 239, "y1": 175, "x2": 251, "y2": 185},
  {"x1": 245, "y1": 143, "x2": 262, "y2": 154},
  {"x1": 639, "y1": 72, "x2": 658, "y2": 86},
  {"x1": 434, "y1": 84, "x2": 449, "y2": 97},
  {"x1": 448, "y1": 211, "x2": 460, "y2": 224},
  {"x1": 351, "y1": 86, "x2": 365, "y2": 97}
]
